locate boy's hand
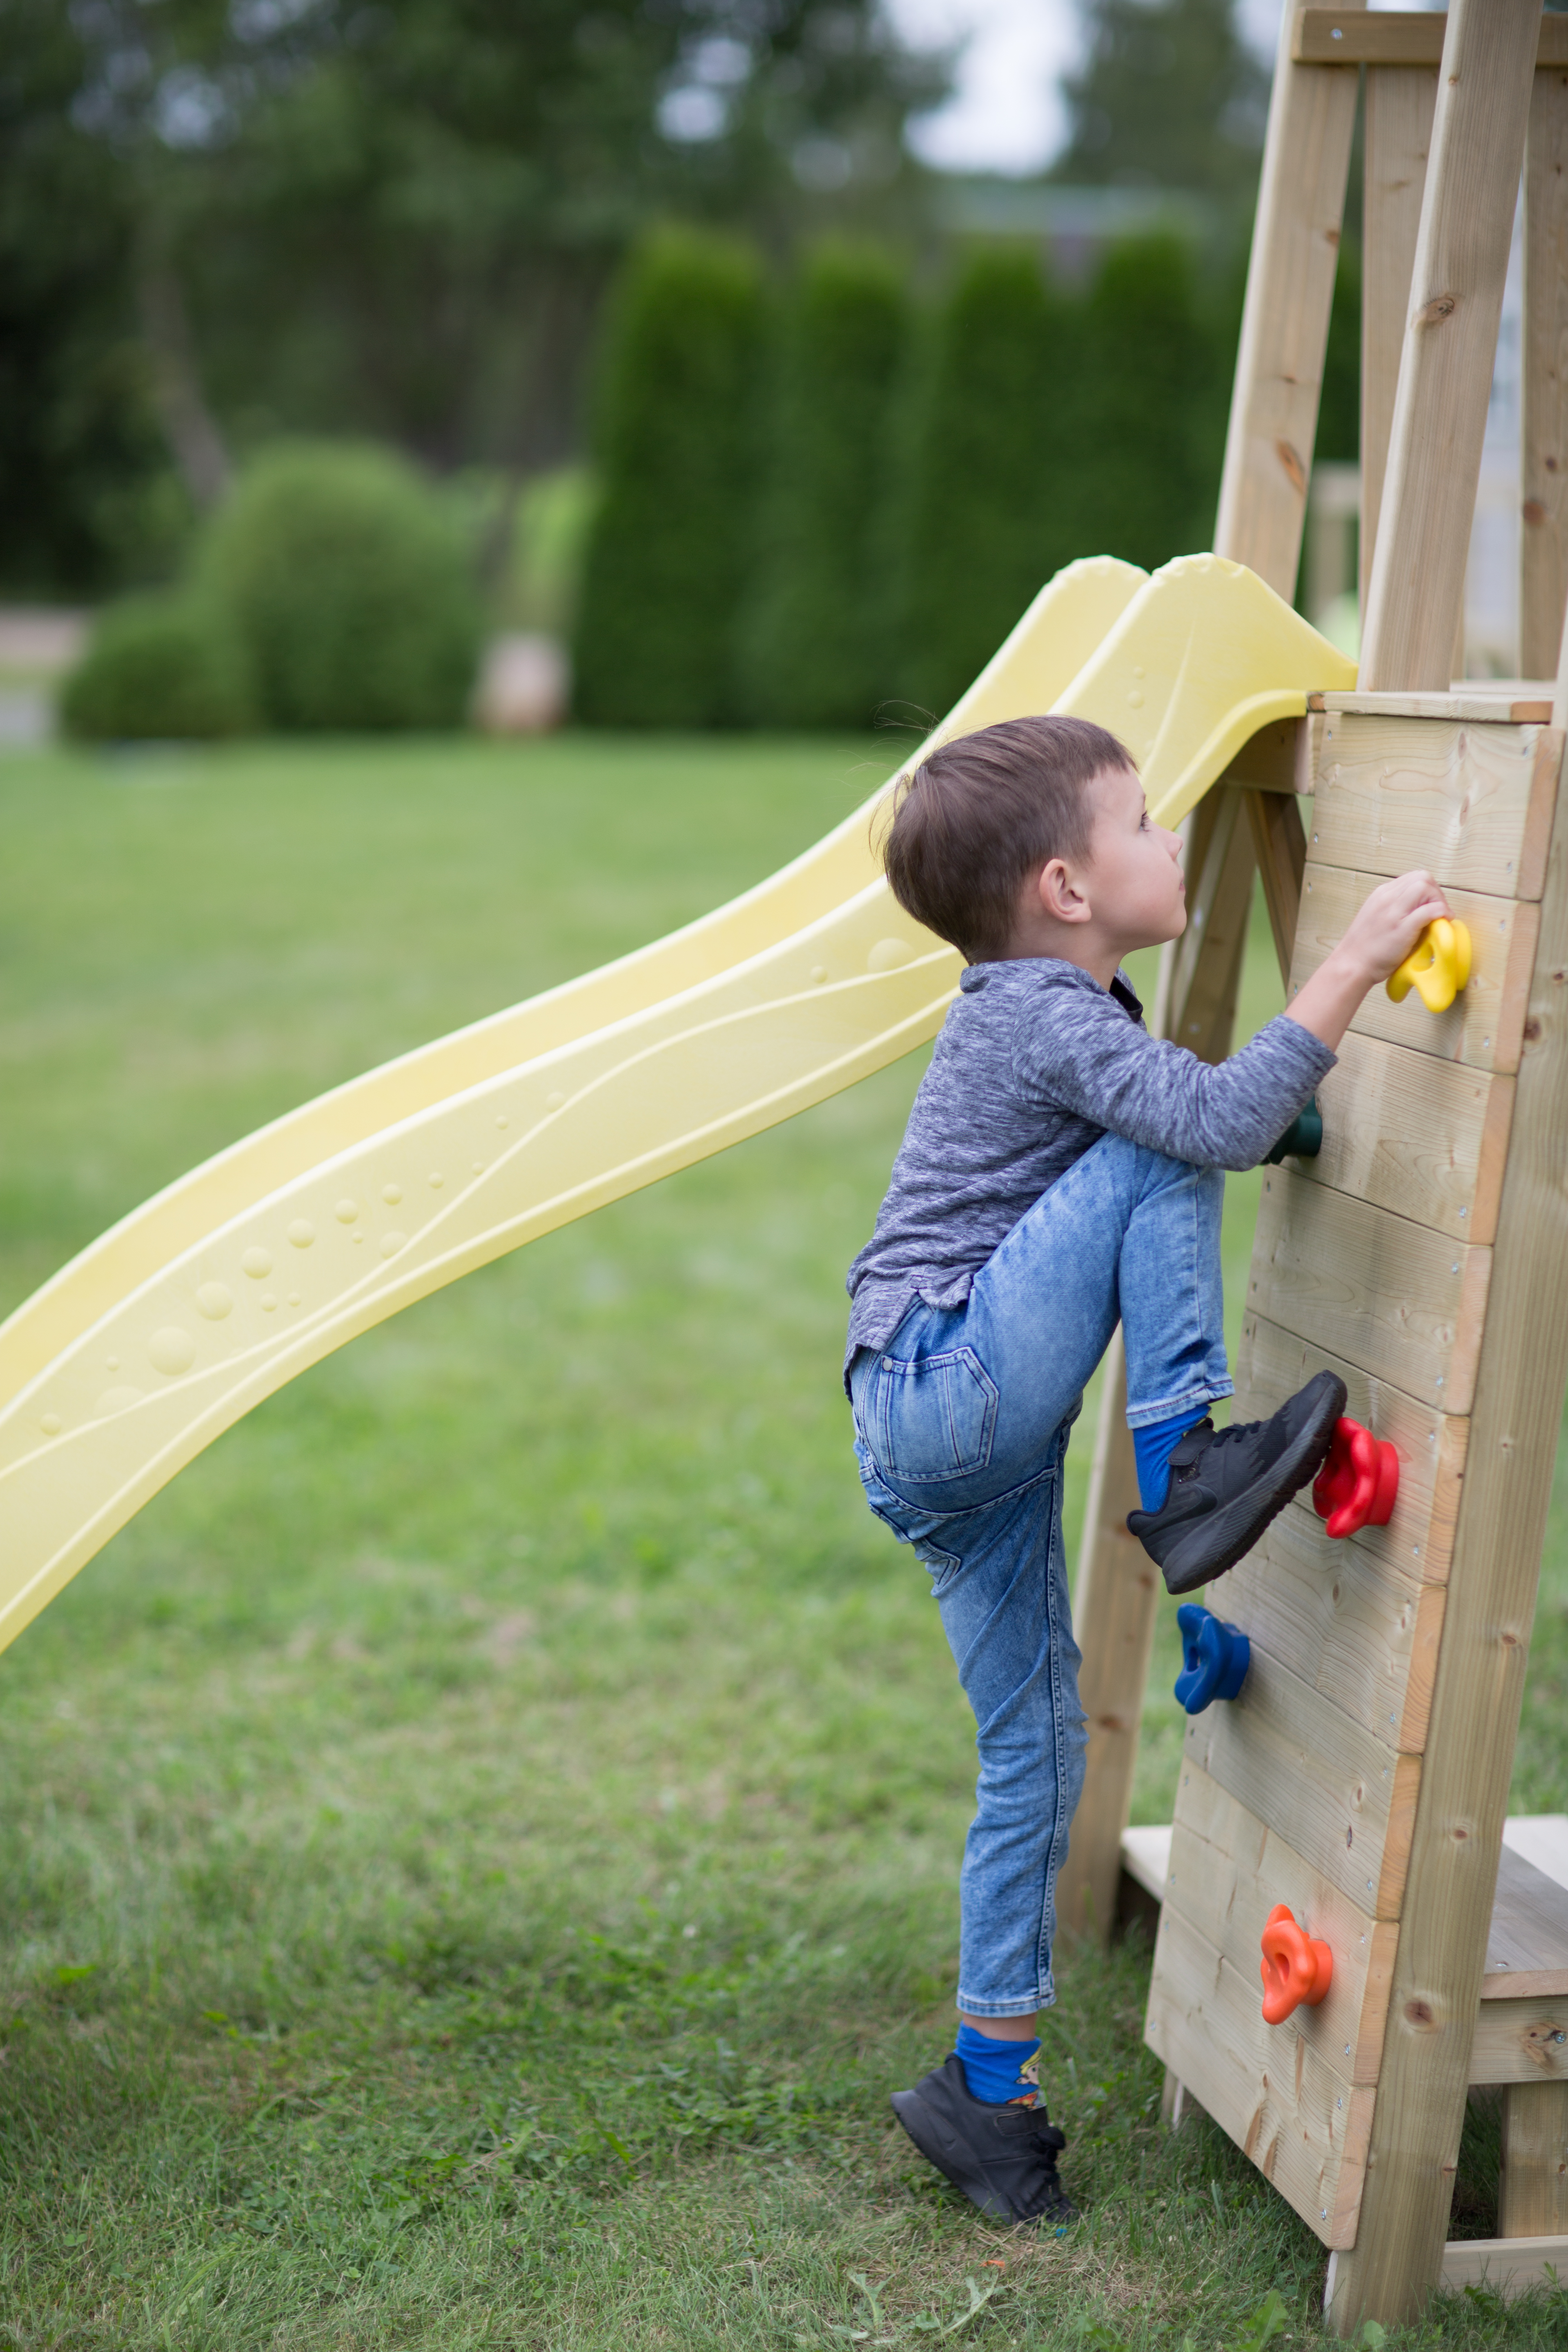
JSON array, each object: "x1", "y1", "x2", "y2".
[
  {"x1": 1332, "y1": 869, "x2": 1451, "y2": 988},
  {"x1": 1285, "y1": 868, "x2": 1452, "y2": 1054}
]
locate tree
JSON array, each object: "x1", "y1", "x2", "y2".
[
  {"x1": 573, "y1": 232, "x2": 766, "y2": 728},
  {"x1": 1074, "y1": 234, "x2": 1226, "y2": 569},
  {"x1": 1054, "y1": 0, "x2": 1268, "y2": 207},
  {"x1": 895, "y1": 252, "x2": 1085, "y2": 720},
  {"x1": 742, "y1": 241, "x2": 910, "y2": 728}
]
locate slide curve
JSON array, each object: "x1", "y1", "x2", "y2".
[{"x1": 0, "y1": 555, "x2": 1354, "y2": 1652}]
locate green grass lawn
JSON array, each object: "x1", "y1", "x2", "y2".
[{"x1": 1, "y1": 733, "x2": 1565, "y2": 2350}]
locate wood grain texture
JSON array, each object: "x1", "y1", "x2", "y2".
[
  {"x1": 1213, "y1": 1509, "x2": 1445, "y2": 1753},
  {"x1": 1296, "y1": 13, "x2": 1568, "y2": 69},
  {"x1": 1523, "y1": 71, "x2": 1568, "y2": 679},
  {"x1": 1213, "y1": 0, "x2": 1362, "y2": 595},
  {"x1": 1057, "y1": 1330, "x2": 1157, "y2": 1945},
  {"x1": 1181, "y1": 1646, "x2": 1417, "y2": 1917},
  {"x1": 1235, "y1": 1313, "x2": 1469, "y2": 1586},
  {"x1": 1249, "y1": 1166, "x2": 1491, "y2": 1412},
  {"x1": 1327, "y1": 740, "x2": 1568, "y2": 2331},
  {"x1": 1310, "y1": 716, "x2": 1558, "y2": 900},
  {"x1": 1362, "y1": 63, "x2": 1438, "y2": 610},
  {"x1": 1146, "y1": 1902, "x2": 1375, "y2": 2246},
  {"x1": 1166, "y1": 790, "x2": 1255, "y2": 1060},
  {"x1": 1358, "y1": 0, "x2": 1541, "y2": 693},
  {"x1": 1293, "y1": 864, "x2": 1538, "y2": 1075},
  {"x1": 1432, "y1": 2234, "x2": 1568, "y2": 2297},
  {"x1": 1303, "y1": 1031, "x2": 1514, "y2": 1245},
  {"x1": 1245, "y1": 787, "x2": 1308, "y2": 982},
  {"x1": 1471, "y1": 2004, "x2": 1568, "y2": 2087},
  {"x1": 1216, "y1": 715, "x2": 1319, "y2": 797},
  {"x1": 1499, "y1": 2082, "x2": 1568, "y2": 2236},
  {"x1": 1163, "y1": 1763, "x2": 1395, "y2": 2085},
  {"x1": 1483, "y1": 1846, "x2": 1568, "y2": 1999},
  {"x1": 1316, "y1": 691, "x2": 1557, "y2": 724}
]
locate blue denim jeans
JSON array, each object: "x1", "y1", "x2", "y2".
[{"x1": 849, "y1": 1132, "x2": 1231, "y2": 2016}]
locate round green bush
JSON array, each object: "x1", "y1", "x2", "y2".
[
  {"x1": 202, "y1": 443, "x2": 483, "y2": 731},
  {"x1": 59, "y1": 594, "x2": 257, "y2": 740}
]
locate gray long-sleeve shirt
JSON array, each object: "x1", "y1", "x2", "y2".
[{"x1": 844, "y1": 956, "x2": 1334, "y2": 1382}]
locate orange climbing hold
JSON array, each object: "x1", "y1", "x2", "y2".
[
  {"x1": 1312, "y1": 1414, "x2": 1399, "y2": 1540},
  {"x1": 1386, "y1": 916, "x2": 1471, "y2": 1013},
  {"x1": 1260, "y1": 1904, "x2": 1334, "y2": 2025}
]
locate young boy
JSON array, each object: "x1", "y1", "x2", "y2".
[{"x1": 845, "y1": 715, "x2": 1448, "y2": 2227}]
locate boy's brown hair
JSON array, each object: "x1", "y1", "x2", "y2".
[{"x1": 879, "y1": 715, "x2": 1134, "y2": 964}]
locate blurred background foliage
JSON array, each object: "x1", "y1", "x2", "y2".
[{"x1": 5, "y1": 0, "x2": 1363, "y2": 733}]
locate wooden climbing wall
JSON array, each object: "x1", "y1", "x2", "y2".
[{"x1": 1143, "y1": 684, "x2": 1567, "y2": 2251}]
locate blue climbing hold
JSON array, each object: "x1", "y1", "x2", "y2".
[{"x1": 1174, "y1": 1604, "x2": 1251, "y2": 1714}]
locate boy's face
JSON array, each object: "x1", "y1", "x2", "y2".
[{"x1": 1080, "y1": 763, "x2": 1187, "y2": 952}]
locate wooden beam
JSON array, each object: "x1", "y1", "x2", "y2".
[
  {"x1": 1325, "y1": 749, "x2": 1568, "y2": 2331},
  {"x1": 1362, "y1": 64, "x2": 1439, "y2": 610},
  {"x1": 1358, "y1": 0, "x2": 1541, "y2": 693},
  {"x1": 1522, "y1": 67, "x2": 1568, "y2": 678},
  {"x1": 1499, "y1": 2082, "x2": 1568, "y2": 2236},
  {"x1": 1057, "y1": 1329, "x2": 1154, "y2": 1945},
  {"x1": 1431, "y1": 2234, "x2": 1568, "y2": 2298},
  {"x1": 1472, "y1": 2002, "x2": 1568, "y2": 2087},
  {"x1": 1295, "y1": 13, "x2": 1568, "y2": 70},
  {"x1": 1245, "y1": 787, "x2": 1307, "y2": 980}
]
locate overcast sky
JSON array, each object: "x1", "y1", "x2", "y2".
[{"x1": 888, "y1": 0, "x2": 1441, "y2": 177}]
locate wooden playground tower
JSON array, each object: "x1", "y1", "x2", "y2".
[{"x1": 1056, "y1": 0, "x2": 1568, "y2": 2328}]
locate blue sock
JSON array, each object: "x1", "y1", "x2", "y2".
[
  {"x1": 1132, "y1": 1404, "x2": 1212, "y2": 1512},
  {"x1": 955, "y1": 2022, "x2": 1040, "y2": 2106}
]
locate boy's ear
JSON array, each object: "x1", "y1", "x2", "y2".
[{"x1": 1036, "y1": 855, "x2": 1091, "y2": 926}]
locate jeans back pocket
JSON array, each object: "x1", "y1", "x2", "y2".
[{"x1": 871, "y1": 1346, "x2": 999, "y2": 1483}]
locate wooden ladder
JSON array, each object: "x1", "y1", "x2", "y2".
[{"x1": 1059, "y1": 1, "x2": 1568, "y2": 2326}]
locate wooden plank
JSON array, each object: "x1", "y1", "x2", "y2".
[
  {"x1": 1146, "y1": 1902, "x2": 1375, "y2": 2247},
  {"x1": 1057, "y1": 1330, "x2": 1157, "y2": 1945},
  {"x1": 1310, "y1": 716, "x2": 1559, "y2": 901},
  {"x1": 1471, "y1": 2004, "x2": 1568, "y2": 2087},
  {"x1": 1362, "y1": 63, "x2": 1439, "y2": 611},
  {"x1": 1296, "y1": 13, "x2": 1568, "y2": 70},
  {"x1": 1245, "y1": 788, "x2": 1308, "y2": 982},
  {"x1": 1181, "y1": 1647, "x2": 1417, "y2": 1917},
  {"x1": 1293, "y1": 864, "x2": 1538, "y2": 1076},
  {"x1": 1504, "y1": 1816, "x2": 1568, "y2": 1890},
  {"x1": 1302, "y1": 1031, "x2": 1515, "y2": 1246},
  {"x1": 1358, "y1": 0, "x2": 1540, "y2": 695},
  {"x1": 1213, "y1": 0, "x2": 1362, "y2": 595},
  {"x1": 1483, "y1": 1846, "x2": 1568, "y2": 1999},
  {"x1": 1315, "y1": 690, "x2": 1557, "y2": 724},
  {"x1": 1213, "y1": 1508, "x2": 1446, "y2": 1753},
  {"x1": 1121, "y1": 1822, "x2": 1171, "y2": 1903},
  {"x1": 1236, "y1": 1313, "x2": 1469, "y2": 1586},
  {"x1": 1325, "y1": 688, "x2": 1568, "y2": 2334},
  {"x1": 1433, "y1": 2234, "x2": 1568, "y2": 2297},
  {"x1": 1523, "y1": 68, "x2": 1568, "y2": 679},
  {"x1": 1165, "y1": 790, "x2": 1255, "y2": 1058},
  {"x1": 1499, "y1": 2083, "x2": 1568, "y2": 2236},
  {"x1": 1249, "y1": 1167, "x2": 1492, "y2": 1414},
  {"x1": 1163, "y1": 1763, "x2": 1394, "y2": 2085},
  {"x1": 1215, "y1": 715, "x2": 1319, "y2": 797}
]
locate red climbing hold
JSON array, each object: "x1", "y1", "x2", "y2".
[
  {"x1": 1260, "y1": 1904, "x2": 1334, "y2": 2025},
  {"x1": 1312, "y1": 1414, "x2": 1399, "y2": 1540}
]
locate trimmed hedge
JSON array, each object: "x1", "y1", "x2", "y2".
[
  {"x1": 1076, "y1": 234, "x2": 1221, "y2": 571},
  {"x1": 573, "y1": 229, "x2": 766, "y2": 728},
  {"x1": 896, "y1": 250, "x2": 1083, "y2": 722},
  {"x1": 60, "y1": 594, "x2": 256, "y2": 739},
  {"x1": 201, "y1": 443, "x2": 482, "y2": 731},
  {"x1": 741, "y1": 240, "x2": 909, "y2": 729}
]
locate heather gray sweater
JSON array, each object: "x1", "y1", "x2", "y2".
[{"x1": 844, "y1": 957, "x2": 1334, "y2": 1381}]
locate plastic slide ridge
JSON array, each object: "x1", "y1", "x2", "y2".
[{"x1": 0, "y1": 554, "x2": 1353, "y2": 1654}]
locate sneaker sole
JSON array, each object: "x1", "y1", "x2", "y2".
[
  {"x1": 1159, "y1": 1376, "x2": 1345, "y2": 1596},
  {"x1": 889, "y1": 2088, "x2": 1014, "y2": 2221}
]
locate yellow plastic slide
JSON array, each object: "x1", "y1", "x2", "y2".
[{"x1": 0, "y1": 555, "x2": 1353, "y2": 1651}]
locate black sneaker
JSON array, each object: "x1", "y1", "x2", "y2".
[
  {"x1": 890, "y1": 2053, "x2": 1076, "y2": 2225},
  {"x1": 1126, "y1": 1370, "x2": 1347, "y2": 1596}
]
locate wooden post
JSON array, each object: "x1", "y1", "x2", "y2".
[
  {"x1": 1358, "y1": 0, "x2": 1541, "y2": 693},
  {"x1": 1060, "y1": 0, "x2": 1359, "y2": 1945},
  {"x1": 1499, "y1": 2082, "x2": 1568, "y2": 2237},
  {"x1": 1361, "y1": 63, "x2": 1439, "y2": 611},
  {"x1": 1522, "y1": 65, "x2": 1568, "y2": 679},
  {"x1": 1325, "y1": 703, "x2": 1568, "y2": 2324}
]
